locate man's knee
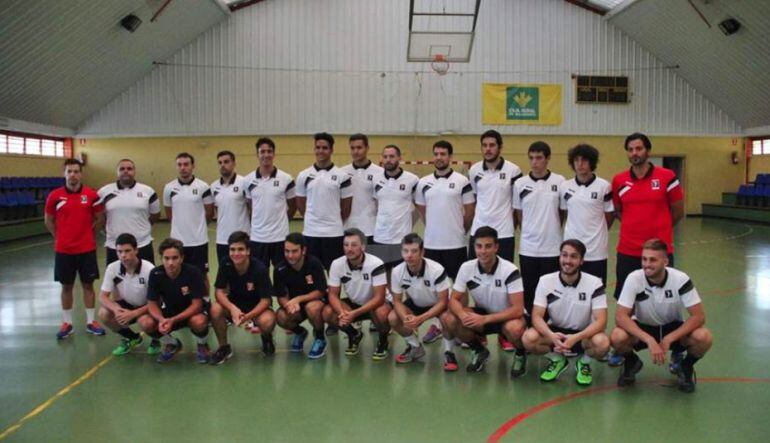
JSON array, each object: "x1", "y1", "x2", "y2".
[{"x1": 522, "y1": 328, "x2": 541, "y2": 349}]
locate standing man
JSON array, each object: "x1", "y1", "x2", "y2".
[
  {"x1": 522, "y1": 239, "x2": 609, "y2": 385},
  {"x1": 98, "y1": 233, "x2": 159, "y2": 356},
  {"x1": 98, "y1": 158, "x2": 160, "y2": 265},
  {"x1": 295, "y1": 132, "x2": 353, "y2": 270},
  {"x1": 45, "y1": 158, "x2": 105, "y2": 339},
  {"x1": 610, "y1": 239, "x2": 712, "y2": 393},
  {"x1": 560, "y1": 144, "x2": 614, "y2": 284},
  {"x1": 211, "y1": 150, "x2": 250, "y2": 265},
  {"x1": 244, "y1": 137, "x2": 296, "y2": 268},
  {"x1": 415, "y1": 140, "x2": 475, "y2": 281},
  {"x1": 163, "y1": 153, "x2": 214, "y2": 277},
  {"x1": 513, "y1": 141, "x2": 565, "y2": 315},
  {"x1": 342, "y1": 133, "x2": 383, "y2": 244}
]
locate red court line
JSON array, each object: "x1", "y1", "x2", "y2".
[{"x1": 487, "y1": 377, "x2": 770, "y2": 443}]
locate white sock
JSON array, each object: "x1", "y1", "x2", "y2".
[
  {"x1": 405, "y1": 334, "x2": 420, "y2": 347},
  {"x1": 160, "y1": 334, "x2": 176, "y2": 346},
  {"x1": 546, "y1": 351, "x2": 562, "y2": 361},
  {"x1": 580, "y1": 353, "x2": 592, "y2": 364},
  {"x1": 195, "y1": 332, "x2": 209, "y2": 345},
  {"x1": 62, "y1": 309, "x2": 73, "y2": 324},
  {"x1": 86, "y1": 308, "x2": 95, "y2": 324},
  {"x1": 443, "y1": 337, "x2": 454, "y2": 353}
]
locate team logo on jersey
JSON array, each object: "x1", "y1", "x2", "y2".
[
  {"x1": 665, "y1": 289, "x2": 673, "y2": 298},
  {"x1": 367, "y1": 174, "x2": 373, "y2": 181},
  {"x1": 363, "y1": 273, "x2": 370, "y2": 280},
  {"x1": 137, "y1": 192, "x2": 144, "y2": 197},
  {"x1": 551, "y1": 185, "x2": 558, "y2": 192},
  {"x1": 181, "y1": 286, "x2": 190, "y2": 296},
  {"x1": 193, "y1": 189, "x2": 198, "y2": 195},
  {"x1": 424, "y1": 279, "x2": 431, "y2": 287},
  {"x1": 591, "y1": 192, "x2": 598, "y2": 199},
  {"x1": 139, "y1": 277, "x2": 146, "y2": 284},
  {"x1": 651, "y1": 179, "x2": 660, "y2": 190},
  {"x1": 399, "y1": 184, "x2": 406, "y2": 191},
  {"x1": 331, "y1": 175, "x2": 337, "y2": 181},
  {"x1": 305, "y1": 275, "x2": 314, "y2": 285},
  {"x1": 247, "y1": 282, "x2": 255, "y2": 291},
  {"x1": 500, "y1": 173, "x2": 506, "y2": 180},
  {"x1": 274, "y1": 181, "x2": 280, "y2": 187},
  {"x1": 80, "y1": 195, "x2": 88, "y2": 204},
  {"x1": 233, "y1": 186, "x2": 239, "y2": 193},
  {"x1": 449, "y1": 183, "x2": 456, "y2": 189},
  {"x1": 579, "y1": 292, "x2": 586, "y2": 301},
  {"x1": 495, "y1": 279, "x2": 502, "y2": 287}
]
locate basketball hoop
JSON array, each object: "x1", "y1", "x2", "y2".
[{"x1": 430, "y1": 54, "x2": 450, "y2": 76}]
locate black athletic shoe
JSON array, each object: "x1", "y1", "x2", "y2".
[
  {"x1": 326, "y1": 325, "x2": 339, "y2": 337},
  {"x1": 677, "y1": 363, "x2": 697, "y2": 393},
  {"x1": 617, "y1": 354, "x2": 643, "y2": 386},
  {"x1": 466, "y1": 347, "x2": 491, "y2": 373},
  {"x1": 372, "y1": 338, "x2": 389, "y2": 361},
  {"x1": 262, "y1": 336, "x2": 276, "y2": 357},
  {"x1": 345, "y1": 330, "x2": 364, "y2": 356},
  {"x1": 210, "y1": 345, "x2": 233, "y2": 365}
]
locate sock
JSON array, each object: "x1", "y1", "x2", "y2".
[
  {"x1": 443, "y1": 338, "x2": 454, "y2": 353},
  {"x1": 292, "y1": 325, "x2": 307, "y2": 336},
  {"x1": 580, "y1": 353, "x2": 592, "y2": 364},
  {"x1": 194, "y1": 329, "x2": 209, "y2": 345},
  {"x1": 405, "y1": 334, "x2": 420, "y2": 347},
  {"x1": 118, "y1": 328, "x2": 140, "y2": 340},
  {"x1": 469, "y1": 339, "x2": 485, "y2": 352},
  {"x1": 515, "y1": 347, "x2": 526, "y2": 356},
  {"x1": 148, "y1": 332, "x2": 162, "y2": 340},
  {"x1": 341, "y1": 325, "x2": 358, "y2": 337},
  {"x1": 160, "y1": 334, "x2": 176, "y2": 345},
  {"x1": 682, "y1": 353, "x2": 700, "y2": 368},
  {"x1": 378, "y1": 331, "x2": 389, "y2": 344},
  {"x1": 261, "y1": 333, "x2": 274, "y2": 345},
  {"x1": 313, "y1": 328, "x2": 325, "y2": 340},
  {"x1": 546, "y1": 351, "x2": 562, "y2": 362},
  {"x1": 86, "y1": 308, "x2": 95, "y2": 324},
  {"x1": 62, "y1": 309, "x2": 73, "y2": 324},
  {"x1": 622, "y1": 351, "x2": 639, "y2": 363}
]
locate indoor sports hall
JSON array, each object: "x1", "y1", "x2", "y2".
[{"x1": 1, "y1": 1, "x2": 769, "y2": 442}]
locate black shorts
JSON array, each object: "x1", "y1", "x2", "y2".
[
  {"x1": 250, "y1": 240, "x2": 285, "y2": 268},
  {"x1": 114, "y1": 299, "x2": 145, "y2": 324},
  {"x1": 106, "y1": 243, "x2": 155, "y2": 267},
  {"x1": 633, "y1": 320, "x2": 686, "y2": 353},
  {"x1": 215, "y1": 243, "x2": 229, "y2": 266},
  {"x1": 425, "y1": 247, "x2": 467, "y2": 280},
  {"x1": 519, "y1": 255, "x2": 560, "y2": 314},
  {"x1": 54, "y1": 251, "x2": 99, "y2": 285},
  {"x1": 471, "y1": 307, "x2": 506, "y2": 335},
  {"x1": 304, "y1": 236, "x2": 344, "y2": 271},
  {"x1": 550, "y1": 325, "x2": 584, "y2": 354},
  {"x1": 164, "y1": 300, "x2": 210, "y2": 328},
  {"x1": 403, "y1": 298, "x2": 432, "y2": 316},
  {"x1": 183, "y1": 244, "x2": 209, "y2": 274},
  {"x1": 615, "y1": 252, "x2": 674, "y2": 300},
  {"x1": 340, "y1": 298, "x2": 374, "y2": 322},
  {"x1": 468, "y1": 236, "x2": 515, "y2": 263},
  {"x1": 581, "y1": 259, "x2": 608, "y2": 286}
]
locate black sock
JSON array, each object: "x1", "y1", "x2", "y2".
[
  {"x1": 149, "y1": 332, "x2": 161, "y2": 340},
  {"x1": 342, "y1": 325, "x2": 358, "y2": 337},
  {"x1": 192, "y1": 327, "x2": 209, "y2": 338},
  {"x1": 313, "y1": 328, "x2": 325, "y2": 340},
  {"x1": 622, "y1": 351, "x2": 639, "y2": 363},
  {"x1": 378, "y1": 331, "x2": 389, "y2": 344},
  {"x1": 469, "y1": 339, "x2": 485, "y2": 352},
  {"x1": 515, "y1": 347, "x2": 526, "y2": 356},
  {"x1": 292, "y1": 326, "x2": 307, "y2": 336},
  {"x1": 682, "y1": 353, "x2": 700, "y2": 368},
  {"x1": 118, "y1": 328, "x2": 139, "y2": 340},
  {"x1": 261, "y1": 333, "x2": 273, "y2": 344}
]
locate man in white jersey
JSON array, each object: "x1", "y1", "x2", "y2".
[
  {"x1": 440, "y1": 227, "x2": 527, "y2": 375},
  {"x1": 514, "y1": 141, "x2": 565, "y2": 315},
  {"x1": 415, "y1": 140, "x2": 475, "y2": 281},
  {"x1": 163, "y1": 152, "x2": 214, "y2": 276},
  {"x1": 388, "y1": 233, "x2": 450, "y2": 364},
  {"x1": 611, "y1": 239, "x2": 712, "y2": 393},
  {"x1": 559, "y1": 144, "x2": 614, "y2": 284},
  {"x1": 211, "y1": 150, "x2": 251, "y2": 265},
  {"x1": 295, "y1": 132, "x2": 353, "y2": 271},
  {"x1": 523, "y1": 239, "x2": 609, "y2": 385},
  {"x1": 98, "y1": 159, "x2": 160, "y2": 265},
  {"x1": 342, "y1": 133, "x2": 383, "y2": 244},
  {"x1": 244, "y1": 137, "x2": 296, "y2": 268},
  {"x1": 98, "y1": 233, "x2": 160, "y2": 356},
  {"x1": 323, "y1": 228, "x2": 391, "y2": 360}
]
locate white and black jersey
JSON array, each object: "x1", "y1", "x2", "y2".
[
  {"x1": 618, "y1": 268, "x2": 701, "y2": 326},
  {"x1": 341, "y1": 161, "x2": 384, "y2": 237},
  {"x1": 244, "y1": 168, "x2": 296, "y2": 243},
  {"x1": 295, "y1": 164, "x2": 353, "y2": 237},
  {"x1": 97, "y1": 182, "x2": 160, "y2": 248},
  {"x1": 560, "y1": 175, "x2": 614, "y2": 261},
  {"x1": 453, "y1": 257, "x2": 523, "y2": 313},
  {"x1": 513, "y1": 171, "x2": 565, "y2": 257},
  {"x1": 327, "y1": 253, "x2": 387, "y2": 306},
  {"x1": 372, "y1": 169, "x2": 420, "y2": 245},
  {"x1": 211, "y1": 175, "x2": 251, "y2": 246},
  {"x1": 469, "y1": 159, "x2": 522, "y2": 238},
  {"x1": 100, "y1": 259, "x2": 155, "y2": 308},
  {"x1": 533, "y1": 271, "x2": 607, "y2": 331},
  {"x1": 163, "y1": 177, "x2": 214, "y2": 247},
  {"x1": 415, "y1": 170, "x2": 475, "y2": 250},
  {"x1": 390, "y1": 258, "x2": 450, "y2": 308}
]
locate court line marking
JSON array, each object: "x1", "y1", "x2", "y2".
[
  {"x1": 0, "y1": 355, "x2": 114, "y2": 441},
  {"x1": 0, "y1": 239, "x2": 53, "y2": 255},
  {"x1": 487, "y1": 376, "x2": 770, "y2": 443}
]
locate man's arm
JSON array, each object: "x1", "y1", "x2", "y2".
[
  {"x1": 415, "y1": 204, "x2": 426, "y2": 223},
  {"x1": 340, "y1": 197, "x2": 352, "y2": 222},
  {"x1": 44, "y1": 213, "x2": 56, "y2": 236},
  {"x1": 531, "y1": 305, "x2": 555, "y2": 339},
  {"x1": 242, "y1": 298, "x2": 271, "y2": 322},
  {"x1": 604, "y1": 212, "x2": 614, "y2": 229},
  {"x1": 215, "y1": 288, "x2": 235, "y2": 311},
  {"x1": 569, "y1": 308, "x2": 607, "y2": 343},
  {"x1": 148, "y1": 300, "x2": 165, "y2": 322},
  {"x1": 170, "y1": 298, "x2": 203, "y2": 323},
  {"x1": 93, "y1": 212, "x2": 105, "y2": 233},
  {"x1": 448, "y1": 290, "x2": 469, "y2": 317},
  {"x1": 482, "y1": 291, "x2": 524, "y2": 325},
  {"x1": 415, "y1": 289, "x2": 448, "y2": 324},
  {"x1": 204, "y1": 203, "x2": 215, "y2": 223},
  {"x1": 327, "y1": 285, "x2": 344, "y2": 314},
  {"x1": 98, "y1": 290, "x2": 120, "y2": 312},
  {"x1": 349, "y1": 284, "x2": 386, "y2": 319},
  {"x1": 615, "y1": 305, "x2": 656, "y2": 345},
  {"x1": 462, "y1": 202, "x2": 475, "y2": 232},
  {"x1": 164, "y1": 207, "x2": 173, "y2": 222},
  {"x1": 286, "y1": 197, "x2": 297, "y2": 219},
  {"x1": 662, "y1": 303, "x2": 705, "y2": 345},
  {"x1": 295, "y1": 197, "x2": 306, "y2": 216},
  {"x1": 670, "y1": 199, "x2": 684, "y2": 226},
  {"x1": 513, "y1": 209, "x2": 522, "y2": 230}
]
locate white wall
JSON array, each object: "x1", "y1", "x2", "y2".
[{"x1": 77, "y1": 0, "x2": 741, "y2": 137}]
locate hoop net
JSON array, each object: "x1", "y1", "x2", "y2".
[
  {"x1": 400, "y1": 160, "x2": 471, "y2": 178},
  {"x1": 430, "y1": 54, "x2": 450, "y2": 76}
]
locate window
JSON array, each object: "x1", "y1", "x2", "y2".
[
  {"x1": 752, "y1": 138, "x2": 770, "y2": 156},
  {"x1": 0, "y1": 131, "x2": 70, "y2": 158}
]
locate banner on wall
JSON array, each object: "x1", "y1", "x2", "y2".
[{"x1": 482, "y1": 83, "x2": 562, "y2": 126}]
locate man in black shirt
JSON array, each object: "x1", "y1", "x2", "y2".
[
  {"x1": 146, "y1": 238, "x2": 210, "y2": 364},
  {"x1": 210, "y1": 232, "x2": 276, "y2": 364},
  {"x1": 274, "y1": 233, "x2": 328, "y2": 359}
]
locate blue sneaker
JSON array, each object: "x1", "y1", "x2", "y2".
[
  {"x1": 157, "y1": 339, "x2": 182, "y2": 363},
  {"x1": 86, "y1": 321, "x2": 106, "y2": 336},
  {"x1": 669, "y1": 350, "x2": 684, "y2": 374},
  {"x1": 291, "y1": 328, "x2": 308, "y2": 353},
  {"x1": 608, "y1": 351, "x2": 625, "y2": 367},
  {"x1": 56, "y1": 323, "x2": 74, "y2": 340},
  {"x1": 308, "y1": 338, "x2": 327, "y2": 359}
]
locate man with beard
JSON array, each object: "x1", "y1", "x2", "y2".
[
  {"x1": 341, "y1": 133, "x2": 383, "y2": 244},
  {"x1": 211, "y1": 151, "x2": 251, "y2": 265}
]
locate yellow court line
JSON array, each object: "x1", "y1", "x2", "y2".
[{"x1": 0, "y1": 355, "x2": 114, "y2": 441}]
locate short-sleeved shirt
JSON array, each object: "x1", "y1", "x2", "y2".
[
  {"x1": 328, "y1": 253, "x2": 387, "y2": 306},
  {"x1": 214, "y1": 258, "x2": 272, "y2": 310},
  {"x1": 45, "y1": 185, "x2": 103, "y2": 254},
  {"x1": 100, "y1": 259, "x2": 155, "y2": 308},
  {"x1": 533, "y1": 271, "x2": 607, "y2": 331},
  {"x1": 453, "y1": 257, "x2": 523, "y2": 314},
  {"x1": 373, "y1": 169, "x2": 419, "y2": 245},
  {"x1": 469, "y1": 158, "x2": 522, "y2": 238},
  {"x1": 147, "y1": 263, "x2": 206, "y2": 317},
  {"x1": 342, "y1": 161, "x2": 384, "y2": 237},
  {"x1": 244, "y1": 167, "x2": 296, "y2": 243},
  {"x1": 560, "y1": 175, "x2": 614, "y2": 261},
  {"x1": 98, "y1": 181, "x2": 160, "y2": 248},
  {"x1": 612, "y1": 164, "x2": 683, "y2": 256},
  {"x1": 617, "y1": 267, "x2": 701, "y2": 326},
  {"x1": 295, "y1": 164, "x2": 353, "y2": 237},
  {"x1": 415, "y1": 170, "x2": 475, "y2": 250},
  {"x1": 390, "y1": 258, "x2": 450, "y2": 308},
  {"x1": 513, "y1": 171, "x2": 565, "y2": 257},
  {"x1": 211, "y1": 175, "x2": 250, "y2": 245},
  {"x1": 273, "y1": 255, "x2": 328, "y2": 300},
  {"x1": 163, "y1": 177, "x2": 214, "y2": 247}
]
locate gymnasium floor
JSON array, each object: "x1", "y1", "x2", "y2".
[{"x1": 1, "y1": 218, "x2": 769, "y2": 442}]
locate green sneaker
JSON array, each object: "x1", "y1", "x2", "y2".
[
  {"x1": 112, "y1": 336, "x2": 143, "y2": 356},
  {"x1": 540, "y1": 355, "x2": 568, "y2": 382},
  {"x1": 146, "y1": 339, "x2": 162, "y2": 355},
  {"x1": 575, "y1": 358, "x2": 593, "y2": 386}
]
